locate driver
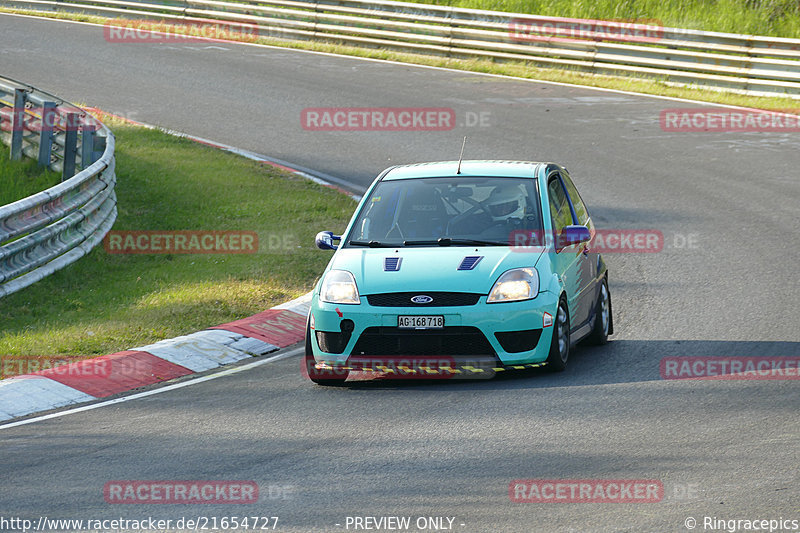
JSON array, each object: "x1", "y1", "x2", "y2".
[
  {"x1": 487, "y1": 183, "x2": 524, "y2": 222},
  {"x1": 477, "y1": 183, "x2": 526, "y2": 238}
]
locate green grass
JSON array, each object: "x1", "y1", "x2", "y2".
[
  {"x1": 4, "y1": 0, "x2": 799, "y2": 37},
  {"x1": 395, "y1": 0, "x2": 800, "y2": 39},
  {"x1": 0, "y1": 150, "x2": 60, "y2": 207},
  {"x1": 32, "y1": 0, "x2": 796, "y2": 38},
  {"x1": 0, "y1": 121, "x2": 355, "y2": 358}
]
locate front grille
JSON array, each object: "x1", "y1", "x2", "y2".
[
  {"x1": 494, "y1": 329, "x2": 542, "y2": 353},
  {"x1": 351, "y1": 326, "x2": 495, "y2": 356},
  {"x1": 366, "y1": 292, "x2": 482, "y2": 307}
]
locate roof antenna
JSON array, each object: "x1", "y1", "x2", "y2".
[{"x1": 456, "y1": 136, "x2": 467, "y2": 174}]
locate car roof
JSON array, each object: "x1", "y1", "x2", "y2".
[{"x1": 381, "y1": 160, "x2": 549, "y2": 181}]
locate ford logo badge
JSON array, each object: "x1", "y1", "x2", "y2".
[{"x1": 411, "y1": 295, "x2": 434, "y2": 304}]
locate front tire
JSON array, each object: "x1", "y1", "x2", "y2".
[{"x1": 546, "y1": 297, "x2": 570, "y2": 371}]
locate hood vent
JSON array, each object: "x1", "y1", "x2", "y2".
[
  {"x1": 384, "y1": 257, "x2": 402, "y2": 271},
  {"x1": 458, "y1": 256, "x2": 483, "y2": 271}
]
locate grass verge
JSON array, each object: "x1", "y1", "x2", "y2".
[
  {"x1": 0, "y1": 151, "x2": 60, "y2": 207},
  {"x1": 394, "y1": 0, "x2": 800, "y2": 39},
  {"x1": 0, "y1": 119, "x2": 355, "y2": 359},
  {"x1": 1, "y1": 7, "x2": 798, "y2": 112}
]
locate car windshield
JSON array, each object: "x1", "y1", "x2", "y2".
[{"x1": 346, "y1": 176, "x2": 543, "y2": 247}]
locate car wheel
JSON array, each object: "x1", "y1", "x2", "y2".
[
  {"x1": 303, "y1": 323, "x2": 349, "y2": 385},
  {"x1": 585, "y1": 279, "x2": 611, "y2": 346},
  {"x1": 546, "y1": 297, "x2": 570, "y2": 371}
]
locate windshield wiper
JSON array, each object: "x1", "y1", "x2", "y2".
[
  {"x1": 403, "y1": 238, "x2": 507, "y2": 247},
  {"x1": 348, "y1": 240, "x2": 395, "y2": 248}
]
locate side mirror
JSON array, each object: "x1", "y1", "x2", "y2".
[
  {"x1": 557, "y1": 225, "x2": 591, "y2": 251},
  {"x1": 315, "y1": 231, "x2": 340, "y2": 250}
]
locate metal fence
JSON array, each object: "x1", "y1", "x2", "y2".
[
  {"x1": 3, "y1": 0, "x2": 800, "y2": 97},
  {"x1": 0, "y1": 76, "x2": 117, "y2": 298}
]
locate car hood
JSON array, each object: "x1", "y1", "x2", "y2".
[{"x1": 328, "y1": 246, "x2": 544, "y2": 295}]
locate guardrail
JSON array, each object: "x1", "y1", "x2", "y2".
[
  {"x1": 3, "y1": 0, "x2": 800, "y2": 97},
  {"x1": 0, "y1": 76, "x2": 117, "y2": 298}
]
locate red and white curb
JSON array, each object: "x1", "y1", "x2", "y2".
[
  {"x1": 0, "y1": 106, "x2": 364, "y2": 422},
  {"x1": 0, "y1": 103, "x2": 365, "y2": 422},
  {"x1": 0, "y1": 293, "x2": 311, "y2": 421},
  {"x1": 0, "y1": 102, "x2": 361, "y2": 422}
]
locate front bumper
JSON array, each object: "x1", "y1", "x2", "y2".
[{"x1": 309, "y1": 291, "x2": 559, "y2": 366}]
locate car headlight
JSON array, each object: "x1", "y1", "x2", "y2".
[
  {"x1": 320, "y1": 270, "x2": 360, "y2": 304},
  {"x1": 487, "y1": 268, "x2": 538, "y2": 303}
]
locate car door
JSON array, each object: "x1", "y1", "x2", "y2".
[
  {"x1": 547, "y1": 173, "x2": 590, "y2": 329},
  {"x1": 559, "y1": 169, "x2": 598, "y2": 329}
]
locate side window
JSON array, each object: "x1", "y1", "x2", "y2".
[
  {"x1": 547, "y1": 177, "x2": 574, "y2": 232},
  {"x1": 560, "y1": 171, "x2": 589, "y2": 226}
]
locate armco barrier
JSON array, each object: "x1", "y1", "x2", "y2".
[
  {"x1": 2, "y1": 0, "x2": 800, "y2": 97},
  {"x1": 0, "y1": 76, "x2": 117, "y2": 298}
]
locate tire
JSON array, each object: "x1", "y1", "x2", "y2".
[
  {"x1": 546, "y1": 297, "x2": 570, "y2": 372},
  {"x1": 303, "y1": 324, "x2": 349, "y2": 385},
  {"x1": 585, "y1": 279, "x2": 611, "y2": 346}
]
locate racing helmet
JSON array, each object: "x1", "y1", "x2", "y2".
[{"x1": 486, "y1": 183, "x2": 524, "y2": 222}]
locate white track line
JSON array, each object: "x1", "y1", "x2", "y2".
[{"x1": 0, "y1": 347, "x2": 302, "y2": 430}]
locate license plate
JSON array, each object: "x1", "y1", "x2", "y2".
[{"x1": 397, "y1": 315, "x2": 444, "y2": 329}]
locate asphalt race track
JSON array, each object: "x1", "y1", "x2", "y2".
[{"x1": 1, "y1": 13, "x2": 798, "y2": 533}]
